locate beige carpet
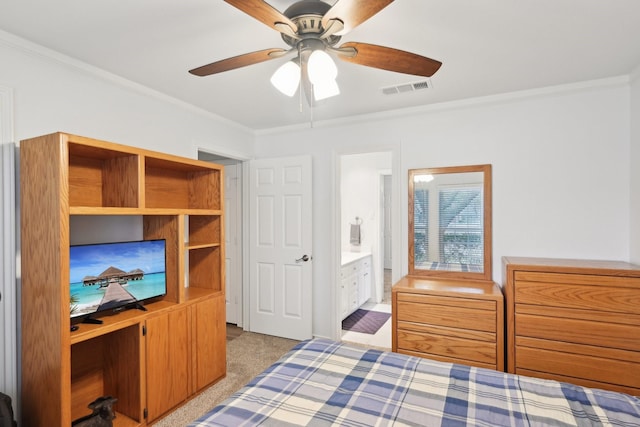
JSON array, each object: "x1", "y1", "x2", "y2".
[{"x1": 153, "y1": 329, "x2": 299, "y2": 426}]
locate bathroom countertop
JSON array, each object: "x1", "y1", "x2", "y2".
[{"x1": 341, "y1": 251, "x2": 372, "y2": 266}]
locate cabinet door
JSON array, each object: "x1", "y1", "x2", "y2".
[
  {"x1": 340, "y1": 276, "x2": 350, "y2": 319},
  {"x1": 194, "y1": 295, "x2": 226, "y2": 391},
  {"x1": 146, "y1": 308, "x2": 189, "y2": 422},
  {"x1": 358, "y1": 258, "x2": 372, "y2": 305},
  {"x1": 348, "y1": 275, "x2": 359, "y2": 312}
]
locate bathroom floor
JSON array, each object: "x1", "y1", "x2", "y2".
[
  {"x1": 341, "y1": 301, "x2": 392, "y2": 350},
  {"x1": 341, "y1": 269, "x2": 393, "y2": 350}
]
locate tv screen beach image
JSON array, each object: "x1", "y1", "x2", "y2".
[{"x1": 70, "y1": 240, "x2": 167, "y2": 318}]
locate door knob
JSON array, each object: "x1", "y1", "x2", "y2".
[{"x1": 295, "y1": 254, "x2": 311, "y2": 263}]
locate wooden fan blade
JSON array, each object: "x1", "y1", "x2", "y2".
[
  {"x1": 189, "y1": 48, "x2": 287, "y2": 76},
  {"x1": 224, "y1": 0, "x2": 297, "y2": 35},
  {"x1": 337, "y1": 42, "x2": 442, "y2": 77},
  {"x1": 322, "y1": 0, "x2": 394, "y2": 35}
]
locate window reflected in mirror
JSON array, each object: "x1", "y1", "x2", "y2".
[{"x1": 409, "y1": 164, "x2": 492, "y2": 280}]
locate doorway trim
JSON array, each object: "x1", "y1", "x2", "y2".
[
  {"x1": 379, "y1": 169, "x2": 392, "y2": 302},
  {"x1": 0, "y1": 85, "x2": 17, "y2": 404},
  {"x1": 197, "y1": 147, "x2": 250, "y2": 328}
]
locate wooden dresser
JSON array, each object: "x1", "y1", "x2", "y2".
[
  {"x1": 392, "y1": 276, "x2": 504, "y2": 371},
  {"x1": 503, "y1": 257, "x2": 640, "y2": 395}
]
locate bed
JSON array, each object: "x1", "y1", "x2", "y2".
[{"x1": 190, "y1": 338, "x2": 640, "y2": 426}]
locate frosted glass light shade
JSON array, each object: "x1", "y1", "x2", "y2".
[
  {"x1": 313, "y1": 78, "x2": 340, "y2": 101},
  {"x1": 270, "y1": 61, "x2": 301, "y2": 97},
  {"x1": 307, "y1": 50, "x2": 338, "y2": 84},
  {"x1": 308, "y1": 50, "x2": 339, "y2": 100}
]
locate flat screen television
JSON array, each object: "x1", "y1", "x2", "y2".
[{"x1": 69, "y1": 239, "x2": 167, "y2": 323}]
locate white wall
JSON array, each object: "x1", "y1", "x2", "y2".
[
  {"x1": 630, "y1": 66, "x2": 640, "y2": 265},
  {"x1": 401, "y1": 82, "x2": 631, "y2": 281},
  {"x1": 256, "y1": 78, "x2": 632, "y2": 340},
  {"x1": 0, "y1": 32, "x2": 254, "y2": 158}
]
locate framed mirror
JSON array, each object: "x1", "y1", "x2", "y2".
[{"x1": 408, "y1": 164, "x2": 492, "y2": 281}]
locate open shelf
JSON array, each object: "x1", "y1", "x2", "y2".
[
  {"x1": 145, "y1": 157, "x2": 221, "y2": 210},
  {"x1": 71, "y1": 324, "x2": 143, "y2": 425},
  {"x1": 189, "y1": 246, "x2": 222, "y2": 292},
  {"x1": 68, "y1": 142, "x2": 140, "y2": 209},
  {"x1": 186, "y1": 214, "x2": 223, "y2": 293},
  {"x1": 188, "y1": 215, "x2": 221, "y2": 247}
]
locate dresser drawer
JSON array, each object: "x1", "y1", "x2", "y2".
[
  {"x1": 515, "y1": 313, "x2": 640, "y2": 351},
  {"x1": 398, "y1": 292, "x2": 496, "y2": 311},
  {"x1": 397, "y1": 320, "x2": 495, "y2": 342},
  {"x1": 515, "y1": 368, "x2": 640, "y2": 396},
  {"x1": 514, "y1": 272, "x2": 640, "y2": 314},
  {"x1": 397, "y1": 299, "x2": 496, "y2": 333},
  {"x1": 397, "y1": 329, "x2": 496, "y2": 366},
  {"x1": 515, "y1": 344, "x2": 640, "y2": 389}
]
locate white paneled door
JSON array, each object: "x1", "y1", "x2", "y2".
[{"x1": 249, "y1": 156, "x2": 312, "y2": 340}]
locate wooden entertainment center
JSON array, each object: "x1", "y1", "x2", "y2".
[{"x1": 20, "y1": 133, "x2": 226, "y2": 426}]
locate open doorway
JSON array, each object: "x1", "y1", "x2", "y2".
[
  {"x1": 338, "y1": 151, "x2": 393, "y2": 349},
  {"x1": 198, "y1": 151, "x2": 243, "y2": 327}
]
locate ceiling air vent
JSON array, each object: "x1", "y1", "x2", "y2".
[{"x1": 381, "y1": 79, "x2": 432, "y2": 95}]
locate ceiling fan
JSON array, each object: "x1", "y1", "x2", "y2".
[{"x1": 189, "y1": 0, "x2": 442, "y2": 103}]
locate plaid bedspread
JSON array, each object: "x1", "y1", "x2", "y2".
[{"x1": 190, "y1": 339, "x2": 640, "y2": 426}]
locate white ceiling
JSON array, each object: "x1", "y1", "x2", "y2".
[{"x1": 1, "y1": 0, "x2": 640, "y2": 131}]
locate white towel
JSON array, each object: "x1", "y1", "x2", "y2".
[{"x1": 350, "y1": 224, "x2": 361, "y2": 245}]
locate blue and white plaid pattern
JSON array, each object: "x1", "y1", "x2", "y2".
[{"x1": 190, "y1": 339, "x2": 640, "y2": 426}]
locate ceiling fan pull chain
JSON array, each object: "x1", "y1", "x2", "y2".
[{"x1": 310, "y1": 85, "x2": 314, "y2": 128}]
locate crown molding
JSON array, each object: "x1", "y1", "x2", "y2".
[
  {"x1": 0, "y1": 29, "x2": 254, "y2": 136},
  {"x1": 0, "y1": 85, "x2": 14, "y2": 144},
  {"x1": 256, "y1": 75, "x2": 631, "y2": 136}
]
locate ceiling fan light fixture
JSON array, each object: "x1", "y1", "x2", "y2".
[
  {"x1": 192, "y1": 0, "x2": 443, "y2": 109},
  {"x1": 270, "y1": 60, "x2": 301, "y2": 97},
  {"x1": 313, "y1": 78, "x2": 340, "y2": 101},
  {"x1": 307, "y1": 49, "x2": 338, "y2": 84},
  {"x1": 307, "y1": 49, "x2": 339, "y2": 100}
]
